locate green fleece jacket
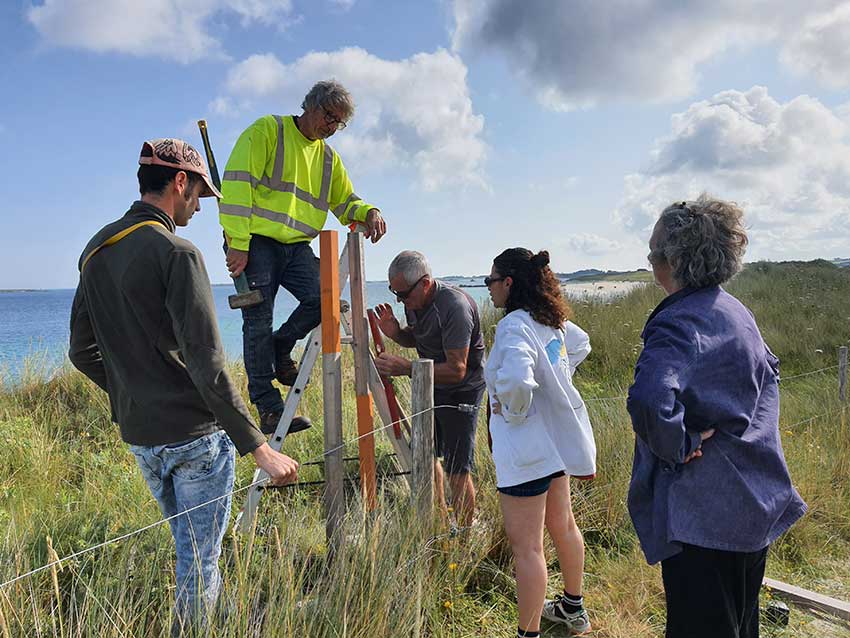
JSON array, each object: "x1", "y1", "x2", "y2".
[{"x1": 69, "y1": 200, "x2": 265, "y2": 455}]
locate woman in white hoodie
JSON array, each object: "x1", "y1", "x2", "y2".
[{"x1": 484, "y1": 247, "x2": 596, "y2": 638}]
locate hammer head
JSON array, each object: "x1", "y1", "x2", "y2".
[{"x1": 228, "y1": 289, "x2": 264, "y2": 309}]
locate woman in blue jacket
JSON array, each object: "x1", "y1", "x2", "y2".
[
  {"x1": 485, "y1": 248, "x2": 596, "y2": 638},
  {"x1": 628, "y1": 196, "x2": 807, "y2": 638}
]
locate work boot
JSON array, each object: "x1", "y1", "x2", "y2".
[
  {"x1": 274, "y1": 357, "x2": 300, "y2": 386},
  {"x1": 259, "y1": 411, "x2": 312, "y2": 436},
  {"x1": 274, "y1": 338, "x2": 300, "y2": 386}
]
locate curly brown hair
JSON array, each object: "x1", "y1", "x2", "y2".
[{"x1": 492, "y1": 248, "x2": 572, "y2": 329}]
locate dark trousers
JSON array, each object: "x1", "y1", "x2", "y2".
[
  {"x1": 237, "y1": 236, "x2": 321, "y2": 413},
  {"x1": 661, "y1": 543, "x2": 768, "y2": 638}
]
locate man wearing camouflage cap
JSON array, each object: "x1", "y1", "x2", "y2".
[{"x1": 70, "y1": 138, "x2": 299, "y2": 635}]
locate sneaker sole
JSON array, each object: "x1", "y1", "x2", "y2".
[{"x1": 541, "y1": 609, "x2": 591, "y2": 635}]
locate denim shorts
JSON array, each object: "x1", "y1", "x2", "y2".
[{"x1": 497, "y1": 470, "x2": 566, "y2": 497}]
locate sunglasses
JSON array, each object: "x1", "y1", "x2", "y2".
[
  {"x1": 484, "y1": 276, "x2": 505, "y2": 287},
  {"x1": 389, "y1": 274, "x2": 426, "y2": 300}
]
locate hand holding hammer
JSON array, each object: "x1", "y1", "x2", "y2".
[{"x1": 197, "y1": 120, "x2": 263, "y2": 310}]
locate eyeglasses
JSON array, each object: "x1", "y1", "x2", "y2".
[
  {"x1": 484, "y1": 276, "x2": 505, "y2": 287},
  {"x1": 322, "y1": 107, "x2": 347, "y2": 131},
  {"x1": 389, "y1": 275, "x2": 426, "y2": 300}
]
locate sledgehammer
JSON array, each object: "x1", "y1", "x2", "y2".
[{"x1": 197, "y1": 120, "x2": 263, "y2": 310}]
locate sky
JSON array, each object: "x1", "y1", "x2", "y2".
[{"x1": 2, "y1": 0, "x2": 850, "y2": 289}]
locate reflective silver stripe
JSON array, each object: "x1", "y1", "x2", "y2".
[
  {"x1": 219, "y1": 203, "x2": 252, "y2": 218},
  {"x1": 262, "y1": 114, "x2": 330, "y2": 213},
  {"x1": 219, "y1": 202, "x2": 319, "y2": 237},
  {"x1": 223, "y1": 170, "x2": 256, "y2": 185},
  {"x1": 221, "y1": 118, "x2": 322, "y2": 239},
  {"x1": 318, "y1": 145, "x2": 333, "y2": 208},
  {"x1": 224, "y1": 167, "x2": 326, "y2": 210},
  {"x1": 251, "y1": 205, "x2": 320, "y2": 238},
  {"x1": 272, "y1": 115, "x2": 285, "y2": 184},
  {"x1": 332, "y1": 193, "x2": 360, "y2": 220}
]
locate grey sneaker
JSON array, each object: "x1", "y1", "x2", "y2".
[{"x1": 541, "y1": 596, "x2": 591, "y2": 635}]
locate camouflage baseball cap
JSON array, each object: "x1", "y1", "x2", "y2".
[{"x1": 138, "y1": 138, "x2": 222, "y2": 199}]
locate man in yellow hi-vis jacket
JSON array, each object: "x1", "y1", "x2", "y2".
[{"x1": 220, "y1": 80, "x2": 387, "y2": 433}]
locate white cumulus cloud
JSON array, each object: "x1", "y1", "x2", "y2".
[
  {"x1": 27, "y1": 0, "x2": 295, "y2": 63},
  {"x1": 217, "y1": 47, "x2": 487, "y2": 190},
  {"x1": 452, "y1": 0, "x2": 846, "y2": 109},
  {"x1": 780, "y1": 3, "x2": 850, "y2": 90},
  {"x1": 615, "y1": 86, "x2": 850, "y2": 260}
]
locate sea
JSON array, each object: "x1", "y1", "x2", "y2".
[
  {"x1": 0, "y1": 277, "x2": 491, "y2": 382},
  {"x1": 0, "y1": 277, "x2": 646, "y2": 383}
]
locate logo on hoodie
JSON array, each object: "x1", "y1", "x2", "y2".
[{"x1": 545, "y1": 337, "x2": 566, "y2": 366}]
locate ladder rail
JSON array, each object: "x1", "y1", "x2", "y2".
[{"x1": 235, "y1": 234, "x2": 414, "y2": 534}]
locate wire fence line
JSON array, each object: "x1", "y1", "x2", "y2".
[
  {"x1": 780, "y1": 365, "x2": 840, "y2": 381},
  {"x1": 581, "y1": 363, "x2": 842, "y2": 404},
  {"x1": 783, "y1": 405, "x2": 848, "y2": 432},
  {"x1": 2, "y1": 360, "x2": 845, "y2": 591},
  {"x1": 0, "y1": 405, "x2": 451, "y2": 590}
]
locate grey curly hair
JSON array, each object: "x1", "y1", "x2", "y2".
[
  {"x1": 301, "y1": 80, "x2": 355, "y2": 121},
  {"x1": 649, "y1": 194, "x2": 748, "y2": 288}
]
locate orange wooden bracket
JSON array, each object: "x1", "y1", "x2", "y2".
[
  {"x1": 367, "y1": 309, "x2": 403, "y2": 438},
  {"x1": 320, "y1": 232, "x2": 340, "y2": 354},
  {"x1": 356, "y1": 393, "x2": 377, "y2": 510}
]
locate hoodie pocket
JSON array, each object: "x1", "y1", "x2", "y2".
[{"x1": 499, "y1": 411, "x2": 548, "y2": 469}]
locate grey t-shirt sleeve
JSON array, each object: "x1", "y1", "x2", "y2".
[{"x1": 440, "y1": 296, "x2": 475, "y2": 351}]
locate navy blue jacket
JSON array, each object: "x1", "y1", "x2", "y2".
[{"x1": 627, "y1": 285, "x2": 806, "y2": 564}]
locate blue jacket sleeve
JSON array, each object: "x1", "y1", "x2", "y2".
[{"x1": 627, "y1": 314, "x2": 703, "y2": 466}]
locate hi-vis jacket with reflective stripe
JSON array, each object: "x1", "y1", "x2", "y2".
[{"x1": 219, "y1": 115, "x2": 375, "y2": 250}]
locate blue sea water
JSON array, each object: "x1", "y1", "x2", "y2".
[{"x1": 0, "y1": 278, "x2": 492, "y2": 382}]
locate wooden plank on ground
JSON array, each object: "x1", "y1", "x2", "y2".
[{"x1": 763, "y1": 577, "x2": 850, "y2": 623}]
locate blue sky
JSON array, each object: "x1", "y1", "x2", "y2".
[{"x1": 2, "y1": 0, "x2": 850, "y2": 289}]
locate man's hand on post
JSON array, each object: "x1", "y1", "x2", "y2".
[
  {"x1": 374, "y1": 303, "x2": 401, "y2": 340},
  {"x1": 364, "y1": 208, "x2": 386, "y2": 244},
  {"x1": 251, "y1": 442, "x2": 298, "y2": 486},
  {"x1": 226, "y1": 247, "x2": 249, "y2": 278},
  {"x1": 375, "y1": 353, "x2": 412, "y2": 377}
]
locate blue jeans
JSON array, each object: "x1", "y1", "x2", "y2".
[
  {"x1": 130, "y1": 430, "x2": 235, "y2": 634},
  {"x1": 240, "y1": 236, "x2": 321, "y2": 413}
]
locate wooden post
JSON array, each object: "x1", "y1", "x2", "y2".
[
  {"x1": 839, "y1": 346, "x2": 848, "y2": 402},
  {"x1": 348, "y1": 231, "x2": 377, "y2": 511},
  {"x1": 320, "y1": 230, "x2": 344, "y2": 552},
  {"x1": 410, "y1": 359, "x2": 435, "y2": 528}
]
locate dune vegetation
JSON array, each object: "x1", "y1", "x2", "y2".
[{"x1": 1, "y1": 260, "x2": 848, "y2": 637}]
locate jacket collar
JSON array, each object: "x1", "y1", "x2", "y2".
[
  {"x1": 642, "y1": 285, "x2": 708, "y2": 337},
  {"x1": 125, "y1": 200, "x2": 176, "y2": 233}
]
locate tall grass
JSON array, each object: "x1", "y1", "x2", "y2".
[{"x1": 1, "y1": 261, "x2": 849, "y2": 636}]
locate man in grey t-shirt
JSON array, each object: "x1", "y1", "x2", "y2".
[{"x1": 374, "y1": 250, "x2": 485, "y2": 528}]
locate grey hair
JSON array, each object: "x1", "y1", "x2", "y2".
[
  {"x1": 301, "y1": 80, "x2": 355, "y2": 121},
  {"x1": 388, "y1": 251, "x2": 432, "y2": 286},
  {"x1": 650, "y1": 194, "x2": 748, "y2": 288}
]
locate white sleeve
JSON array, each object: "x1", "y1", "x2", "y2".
[
  {"x1": 564, "y1": 320, "x2": 591, "y2": 373},
  {"x1": 493, "y1": 321, "x2": 539, "y2": 424}
]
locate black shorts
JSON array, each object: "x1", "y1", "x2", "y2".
[
  {"x1": 497, "y1": 471, "x2": 566, "y2": 497},
  {"x1": 433, "y1": 386, "x2": 484, "y2": 475}
]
